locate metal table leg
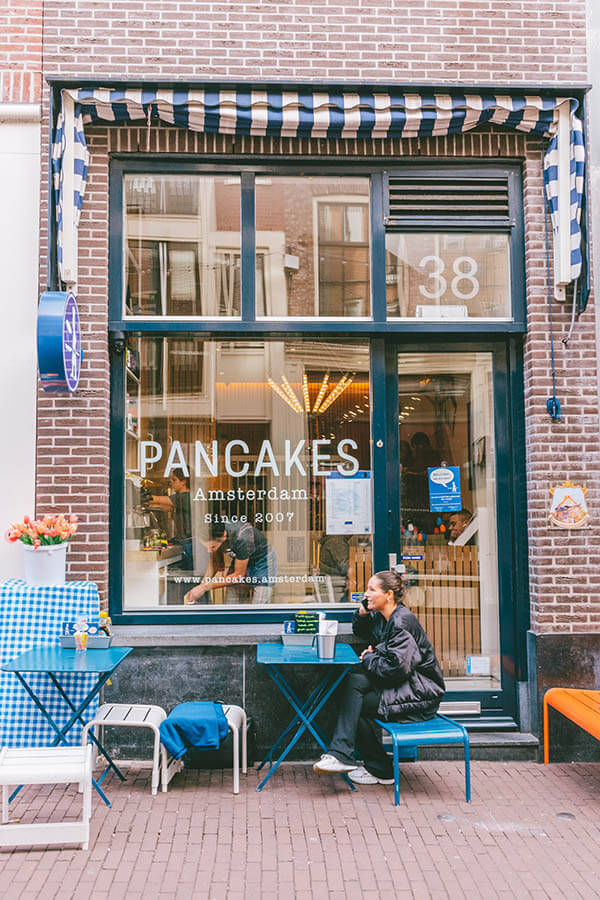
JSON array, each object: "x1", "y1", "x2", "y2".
[
  {"x1": 11, "y1": 671, "x2": 115, "y2": 806},
  {"x1": 257, "y1": 679, "x2": 327, "y2": 772},
  {"x1": 256, "y1": 663, "x2": 356, "y2": 792},
  {"x1": 48, "y1": 673, "x2": 127, "y2": 783}
]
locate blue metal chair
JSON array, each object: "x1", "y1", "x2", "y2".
[{"x1": 375, "y1": 713, "x2": 471, "y2": 806}]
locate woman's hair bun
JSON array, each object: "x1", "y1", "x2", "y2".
[{"x1": 373, "y1": 569, "x2": 405, "y2": 603}]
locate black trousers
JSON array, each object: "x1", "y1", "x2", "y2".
[{"x1": 328, "y1": 667, "x2": 394, "y2": 779}]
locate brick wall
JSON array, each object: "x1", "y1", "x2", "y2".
[
  {"x1": 520, "y1": 149, "x2": 600, "y2": 633},
  {"x1": 37, "y1": 128, "x2": 111, "y2": 595},
  {"x1": 1, "y1": 1, "x2": 42, "y2": 104},
  {"x1": 42, "y1": 0, "x2": 586, "y2": 83},
  {"x1": 36, "y1": 1, "x2": 597, "y2": 631}
]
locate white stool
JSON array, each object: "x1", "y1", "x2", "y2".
[
  {"x1": 82, "y1": 703, "x2": 171, "y2": 795},
  {"x1": 0, "y1": 745, "x2": 93, "y2": 850},
  {"x1": 160, "y1": 703, "x2": 248, "y2": 794},
  {"x1": 222, "y1": 705, "x2": 248, "y2": 794},
  {"x1": 83, "y1": 702, "x2": 248, "y2": 795}
]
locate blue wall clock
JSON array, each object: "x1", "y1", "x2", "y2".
[{"x1": 37, "y1": 291, "x2": 83, "y2": 393}]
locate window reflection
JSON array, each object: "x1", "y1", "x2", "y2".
[
  {"x1": 386, "y1": 233, "x2": 510, "y2": 319},
  {"x1": 255, "y1": 176, "x2": 371, "y2": 317},
  {"x1": 124, "y1": 173, "x2": 371, "y2": 318},
  {"x1": 124, "y1": 175, "x2": 241, "y2": 317}
]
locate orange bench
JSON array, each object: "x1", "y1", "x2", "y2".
[{"x1": 543, "y1": 688, "x2": 600, "y2": 763}]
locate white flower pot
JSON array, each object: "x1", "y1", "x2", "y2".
[{"x1": 23, "y1": 543, "x2": 68, "y2": 586}]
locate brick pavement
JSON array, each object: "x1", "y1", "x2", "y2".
[{"x1": 1, "y1": 760, "x2": 600, "y2": 899}]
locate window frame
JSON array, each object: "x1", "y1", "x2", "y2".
[
  {"x1": 108, "y1": 157, "x2": 526, "y2": 624},
  {"x1": 110, "y1": 159, "x2": 525, "y2": 333}
]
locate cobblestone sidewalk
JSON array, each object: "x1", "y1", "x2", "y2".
[{"x1": 1, "y1": 760, "x2": 600, "y2": 899}]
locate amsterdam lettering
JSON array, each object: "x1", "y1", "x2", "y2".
[
  {"x1": 194, "y1": 486, "x2": 308, "y2": 502},
  {"x1": 139, "y1": 438, "x2": 360, "y2": 479}
]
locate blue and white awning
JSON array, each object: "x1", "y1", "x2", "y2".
[{"x1": 52, "y1": 88, "x2": 585, "y2": 289}]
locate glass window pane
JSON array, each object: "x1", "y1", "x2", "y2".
[
  {"x1": 397, "y1": 352, "x2": 500, "y2": 690},
  {"x1": 255, "y1": 176, "x2": 371, "y2": 317},
  {"x1": 386, "y1": 233, "x2": 511, "y2": 319},
  {"x1": 124, "y1": 338, "x2": 372, "y2": 609},
  {"x1": 124, "y1": 175, "x2": 241, "y2": 317}
]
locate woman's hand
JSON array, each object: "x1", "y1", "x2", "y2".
[
  {"x1": 360, "y1": 645, "x2": 374, "y2": 661},
  {"x1": 184, "y1": 584, "x2": 205, "y2": 604}
]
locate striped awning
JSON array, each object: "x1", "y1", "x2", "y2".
[{"x1": 52, "y1": 88, "x2": 585, "y2": 289}]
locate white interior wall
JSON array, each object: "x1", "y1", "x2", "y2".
[{"x1": 0, "y1": 109, "x2": 40, "y2": 580}]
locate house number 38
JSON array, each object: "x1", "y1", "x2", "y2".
[{"x1": 418, "y1": 255, "x2": 479, "y2": 301}]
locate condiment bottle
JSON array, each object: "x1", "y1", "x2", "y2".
[{"x1": 99, "y1": 610, "x2": 112, "y2": 636}]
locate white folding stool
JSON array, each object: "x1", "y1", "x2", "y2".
[
  {"x1": 0, "y1": 745, "x2": 93, "y2": 850},
  {"x1": 82, "y1": 703, "x2": 169, "y2": 795},
  {"x1": 82, "y1": 702, "x2": 247, "y2": 794},
  {"x1": 160, "y1": 703, "x2": 248, "y2": 794}
]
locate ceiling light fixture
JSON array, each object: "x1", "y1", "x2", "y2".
[
  {"x1": 302, "y1": 373, "x2": 311, "y2": 412},
  {"x1": 280, "y1": 374, "x2": 303, "y2": 412},
  {"x1": 268, "y1": 377, "x2": 302, "y2": 414},
  {"x1": 312, "y1": 374, "x2": 330, "y2": 413},
  {"x1": 319, "y1": 373, "x2": 354, "y2": 414}
]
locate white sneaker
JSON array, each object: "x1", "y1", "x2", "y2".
[
  {"x1": 348, "y1": 766, "x2": 395, "y2": 785},
  {"x1": 313, "y1": 754, "x2": 357, "y2": 774}
]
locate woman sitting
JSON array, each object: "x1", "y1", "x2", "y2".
[{"x1": 313, "y1": 569, "x2": 445, "y2": 785}]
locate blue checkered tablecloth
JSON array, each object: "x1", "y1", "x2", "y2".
[{"x1": 0, "y1": 580, "x2": 100, "y2": 747}]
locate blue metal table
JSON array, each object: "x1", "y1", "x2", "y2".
[
  {"x1": 256, "y1": 642, "x2": 359, "y2": 792},
  {"x1": 2, "y1": 646, "x2": 132, "y2": 806}
]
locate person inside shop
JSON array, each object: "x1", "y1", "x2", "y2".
[
  {"x1": 183, "y1": 519, "x2": 277, "y2": 604},
  {"x1": 401, "y1": 432, "x2": 442, "y2": 523},
  {"x1": 145, "y1": 468, "x2": 193, "y2": 570},
  {"x1": 318, "y1": 532, "x2": 351, "y2": 602},
  {"x1": 408, "y1": 432, "x2": 441, "y2": 472},
  {"x1": 399, "y1": 439, "x2": 413, "y2": 473},
  {"x1": 447, "y1": 508, "x2": 476, "y2": 546},
  {"x1": 313, "y1": 569, "x2": 445, "y2": 784}
]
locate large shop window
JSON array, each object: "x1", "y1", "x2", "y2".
[{"x1": 124, "y1": 339, "x2": 372, "y2": 609}]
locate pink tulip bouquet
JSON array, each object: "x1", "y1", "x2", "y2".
[{"x1": 5, "y1": 514, "x2": 78, "y2": 549}]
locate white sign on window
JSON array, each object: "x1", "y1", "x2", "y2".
[{"x1": 326, "y1": 471, "x2": 372, "y2": 535}]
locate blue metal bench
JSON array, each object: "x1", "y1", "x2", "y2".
[{"x1": 375, "y1": 713, "x2": 471, "y2": 806}]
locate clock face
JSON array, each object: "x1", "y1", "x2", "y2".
[{"x1": 62, "y1": 293, "x2": 81, "y2": 392}]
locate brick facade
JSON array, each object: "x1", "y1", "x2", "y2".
[
  {"x1": 36, "y1": 1, "x2": 595, "y2": 640},
  {"x1": 1, "y1": 1, "x2": 42, "y2": 104},
  {"x1": 41, "y1": 0, "x2": 586, "y2": 83}
]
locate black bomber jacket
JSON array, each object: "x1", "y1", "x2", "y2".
[{"x1": 353, "y1": 603, "x2": 446, "y2": 722}]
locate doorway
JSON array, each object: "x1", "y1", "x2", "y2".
[{"x1": 391, "y1": 347, "x2": 517, "y2": 719}]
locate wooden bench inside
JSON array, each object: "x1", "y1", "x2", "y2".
[{"x1": 543, "y1": 688, "x2": 600, "y2": 763}]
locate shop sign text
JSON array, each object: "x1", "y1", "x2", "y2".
[{"x1": 139, "y1": 438, "x2": 360, "y2": 479}]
